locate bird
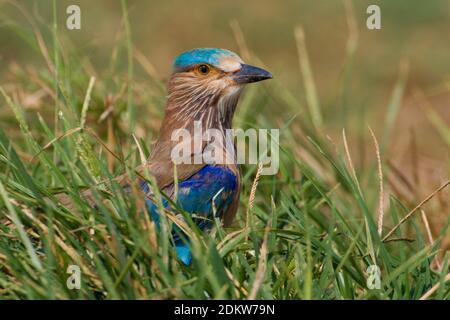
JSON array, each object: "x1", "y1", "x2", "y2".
[{"x1": 56, "y1": 48, "x2": 272, "y2": 265}]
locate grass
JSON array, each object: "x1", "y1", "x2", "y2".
[{"x1": 0, "y1": 1, "x2": 449, "y2": 300}]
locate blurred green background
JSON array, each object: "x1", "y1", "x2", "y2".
[
  {"x1": 1, "y1": 0, "x2": 450, "y2": 134},
  {"x1": 2, "y1": 0, "x2": 450, "y2": 95}
]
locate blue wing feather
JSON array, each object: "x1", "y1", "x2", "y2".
[{"x1": 140, "y1": 165, "x2": 238, "y2": 265}]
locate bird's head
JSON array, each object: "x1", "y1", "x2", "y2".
[{"x1": 166, "y1": 48, "x2": 272, "y2": 129}]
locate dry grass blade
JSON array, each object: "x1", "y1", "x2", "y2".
[
  {"x1": 31, "y1": 127, "x2": 82, "y2": 161},
  {"x1": 248, "y1": 223, "x2": 270, "y2": 300},
  {"x1": 409, "y1": 128, "x2": 420, "y2": 193},
  {"x1": 217, "y1": 229, "x2": 245, "y2": 252},
  {"x1": 420, "y1": 209, "x2": 442, "y2": 269},
  {"x1": 419, "y1": 272, "x2": 450, "y2": 300},
  {"x1": 132, "y1": 133, "x2": 147, "y2": 166},
  {"x1": 80, "y1": 76, "x2": 96, "y2": 129},
  {"x1": 420, "y1": 209, "x2": 434, "y2": 245},
  {"x1": 104, "y1": 95, "x2": 115, "y2": 172},
  {"x1": 383, "y1": 181, "x2": 450, "y2": 241},
  {"x1": 342, "y1": 128, "x2": 363, "y2": 198},
  {"x1": 226, "y1": 268, "x2": 249, "y2": 297},
  {"x1": 369, "y1": 127, "x2": 384, "y2": 236},
  {"x1": 246, "y1": 162, "x2": 264, "y2": 231}
]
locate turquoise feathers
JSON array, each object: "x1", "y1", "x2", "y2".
[{"x1": 173, "y1": 48, "x2": 241, "y2": 70}]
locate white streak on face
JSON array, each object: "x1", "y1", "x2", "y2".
[{"x1": 218, "y1": 56, "x2": 243, "y2": 72}]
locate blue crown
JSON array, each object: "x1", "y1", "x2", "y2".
[{"x1": 173, "y1": 48, "x2": 240, "y2": 70}]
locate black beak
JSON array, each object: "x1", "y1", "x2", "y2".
[{"x1": 233, "y1": 64, "x2": 273, "y2": 84}]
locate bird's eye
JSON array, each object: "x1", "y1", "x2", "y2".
[{"x1": 198, "y1": 64, "x2": 210, "y2": 75}]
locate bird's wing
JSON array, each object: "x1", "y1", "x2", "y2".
[{"x1": 143, "y1": 165, "x2": 239, "y2": 231}]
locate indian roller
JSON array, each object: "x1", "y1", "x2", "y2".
[{"x1": 57, "y1": 48, "x2": 272, "y2": 265}]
